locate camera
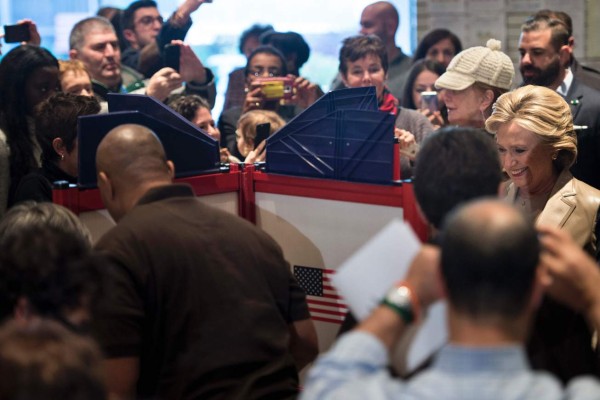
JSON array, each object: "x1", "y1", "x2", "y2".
[
  {"x1": 256, "y1": 77, "x2": 294, "y2": 100},
  {"x1": 3, "y1": 24, "x2": 30, "y2": 43},
  {"x1": 420, "y1": 91, "x2": 439, "y2": 113}
]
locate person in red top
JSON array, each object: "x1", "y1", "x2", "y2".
[{"x1": 337, "y1": 34, "x2": 433, "y2": 177}]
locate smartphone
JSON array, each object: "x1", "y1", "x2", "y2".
[
  {"x1": 164, "y1": 44, "x2": 180, "y2": 72},
  {"x1": 3, "y1": 24, "x2": 30, "y2": 43},
  {"x1": 420, "y1": 91, "x2": 439, "y2": 113},
  {"x1": 256, "y1": 77, "x2": 294, "y2": 100},
  {"x1": 254, "y1": 123, "x2": 271, "y2": 149}
]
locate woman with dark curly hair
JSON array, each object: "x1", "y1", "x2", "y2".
[{"x1": 0, "y1": 45, "x2": 60, "y2": 214}]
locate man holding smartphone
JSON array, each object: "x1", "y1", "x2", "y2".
[
  {"x1": 120, "y1": 0, "x2": 212, "y2": 75},
  {"x1": 69, "y1": 16, "x2": 216, "y2": 106}
]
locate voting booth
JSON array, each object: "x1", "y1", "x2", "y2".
[
  {"x1": 53, "y1": 90, "x2": 428, "y2": 366},
  {"x1": 59, "y1": 94, "x2": 240, "y2": 242}
]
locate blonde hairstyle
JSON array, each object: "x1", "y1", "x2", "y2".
[
  {"x1": 59, "y1": 59, "x2": 91, "y2": 80},
  {"x1": 237, "y1": 110, "x2": 286, "y2": 143},
  {"x1": 485, "y1": 85, "x2": 577, "y2": 169}
]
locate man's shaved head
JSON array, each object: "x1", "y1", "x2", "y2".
[
  {"x1": 360, "y1": 1, "x2": 399, "y2": 43},
  {"x1": 96, "y1": 124, "x2": 173, "y2": 221}
]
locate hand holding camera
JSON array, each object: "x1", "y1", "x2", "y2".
[{"x1": 3, "y1": 20, "x2": 41, "y2": 46}]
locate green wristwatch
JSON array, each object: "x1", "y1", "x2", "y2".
[{"x1": 380, "y1": 285, "x2": 415, "y2": 324}]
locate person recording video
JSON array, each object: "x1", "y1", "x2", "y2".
[{"x1": 218, "y1": 45, "x2": 319, "y2": 160}]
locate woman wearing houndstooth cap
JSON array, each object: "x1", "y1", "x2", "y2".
[{"x1": 435, "y1": 39, "x2": 514, "y2": 128}]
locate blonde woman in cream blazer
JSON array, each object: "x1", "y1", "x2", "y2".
[{"x1": 487, "y1": 85, "x2": 600, "y2": 384}]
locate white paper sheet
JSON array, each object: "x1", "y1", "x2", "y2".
[
  {"x1": 332, "y1": 219, "x2": 421, "y2": 320},
  {"x1": 332, "y1": 219, "x2": 448, "y2": 373}
]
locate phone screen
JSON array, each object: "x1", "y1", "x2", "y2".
[
  {"x1": 420, "y1": 91, "x2": 439, "y2": 113},
  {"x1": 164, "y1": 44, "x2": 180, "y2": 72},
  {"x1": 254, "y1": 123, "x2": 270, "y2": 149}
]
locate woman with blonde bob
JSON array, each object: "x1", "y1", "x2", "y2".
[
  {"x1": 486, "y1": 84, "x2": 600, "y2": 382},
  {"x1": 486, "y1": 85, "x2": 599, "y2": 254}
]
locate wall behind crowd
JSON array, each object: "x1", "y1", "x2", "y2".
[{"x1": 416, "y1": 0, "x2": 600, "y2": 68}]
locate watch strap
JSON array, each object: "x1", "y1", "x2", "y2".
[{"x1": 380, "y1": 281, "x2": 421, "y2": 324}]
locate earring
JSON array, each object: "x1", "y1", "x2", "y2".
[
  {"x1": 60, "y1": 153, "x2": 65, "y2": 160},
  {"x1": 552, "y1": 154, "x2": 557, "y2": 160}
]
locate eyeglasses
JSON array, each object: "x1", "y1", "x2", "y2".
[
  {"x1": 136, "y1": 15, "x2": 164, "y2": 26},
  {"x1": 248, "y1": 67, "x2": 281, "y2": 78}
]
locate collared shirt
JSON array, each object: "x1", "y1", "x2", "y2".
[
  {"x1": 557, "y1": 68, "x2": 574, "y2": 97},
  {"x1": 301, "y1": 331, "x2": 600, "y2": 400}
]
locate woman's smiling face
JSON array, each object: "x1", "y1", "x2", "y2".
[{"x1": 496, "y1": 120, "x2": 556, "y2": 195}]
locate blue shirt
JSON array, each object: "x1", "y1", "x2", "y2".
[{"x1": 302, "y1": 331, "x2": 600, "y2": 399}]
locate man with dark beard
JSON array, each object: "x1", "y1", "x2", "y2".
[{"x1": 518, "y1": 14, "x2": 600, "y2": 190}]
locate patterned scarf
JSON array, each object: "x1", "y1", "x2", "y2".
[{"x1": 379, "y1": 87, "x2": 399, "y2": 116}]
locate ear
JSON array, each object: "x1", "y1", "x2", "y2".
[
  {"x1": 52, "y1": 137, "x2": 65, "y2": 157},
  {"x1": 479, "y1": 89, "x2": 495, "y2": 112},
  {"x1": 166, "y1": 160, "x2": 175, "y2": 179},
  {"x1": 122, "y1": 29, "x2": 137, "y2": 46},
  {"x1": 69, "y1": 48, "x2": 79, "y2": 60},
  {"x1": 98, "y1": 171, "x2": 114, "y2": 201},
  {"x1": 558, "y1": 44, "x2": 571, "y2": 67}
]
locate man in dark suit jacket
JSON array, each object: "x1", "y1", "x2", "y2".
[
  {"x1": 533, "y1": 10, "x2": 600, "y2": 90},
  {"x1": 519, "y1": 14, "x2": 600, "y2": 190}
]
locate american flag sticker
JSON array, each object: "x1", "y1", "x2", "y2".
[{"x1": 293, "y1": 265, "x2": 348, "y2": 324}]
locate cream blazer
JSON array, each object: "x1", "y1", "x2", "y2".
[{"x1": 505, "y1": 169, "x2": 600, "y2": 256}]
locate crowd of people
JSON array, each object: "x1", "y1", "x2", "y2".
[{"x1": 0, "y1": 0, "x2": 599, "y2": 399}]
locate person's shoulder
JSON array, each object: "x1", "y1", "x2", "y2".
[
  {"x1": 121, "y1": 63, "x2": 145, "y2": 87},
  {"x1": 12, "y1": 170, "x2": 52, "y2": 204},
  {"x1": 398, "y1": 107, "x2": 426, "y2": 121},
  {"x1": 398, "y1": 107, "x2": 433, "y2": 131},
  {"x1": 565, "y1": 375, "x2": 600, "y2": 400},
  {"x1": 572, "y1": 176, "x2": 600, "y2": 203},
  {"x1": 571, "y1": 78, "x2": 600, "y2": 99},
  {"x1": 525, "y1": 370, "x2": 564, "y2": 398}
]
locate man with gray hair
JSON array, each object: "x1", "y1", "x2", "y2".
[{"x1": 69, "y1": 16, "x2": 216, "y2": 105}]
